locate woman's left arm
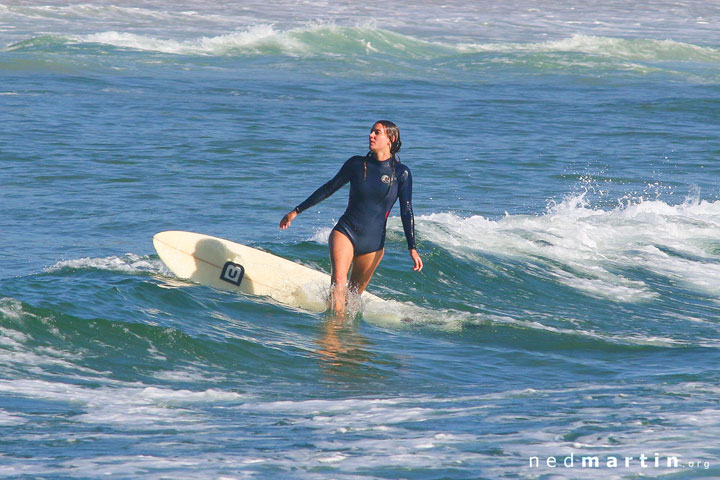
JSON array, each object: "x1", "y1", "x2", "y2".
[{"x1": 398, "y1": 165, "x2": 423, "y2": 272}]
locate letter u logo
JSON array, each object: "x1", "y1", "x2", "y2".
[{"x1": 220, "y1": 261, "x2": 245, "y2": 286}]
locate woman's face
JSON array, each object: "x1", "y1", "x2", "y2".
[{"x1": 369, "y1": 123, "x2": 393, "y2": 154}]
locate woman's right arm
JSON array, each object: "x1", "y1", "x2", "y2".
[{"x1": 280, "y1": 158, "x2": 353, "y2": 229}]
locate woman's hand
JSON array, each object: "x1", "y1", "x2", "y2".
[
  {"x1": 409, "y1": 249, "x2": 423, "y2": 272},
  {"x1": 280, "y1": 209, "x2": 298, "y2": 230}
]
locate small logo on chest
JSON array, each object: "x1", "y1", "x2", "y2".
[{"x1": 381, "y1": 175, "x2": 391, "y2": 184}]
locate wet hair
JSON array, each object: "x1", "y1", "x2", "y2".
[
  {"x1": 376, "y1": 120, "x2": 402, "y2": 159},
  {"x1": 365, "y1": 121, "x2": 401, "y2": 197}
]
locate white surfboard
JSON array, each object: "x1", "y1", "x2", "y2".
[
  {"x1": 152, "y1": 230, "x2": 388, "y2": 314},
  {"x1": 152, "y1": 231, "x2": 457, "y2": 329}
]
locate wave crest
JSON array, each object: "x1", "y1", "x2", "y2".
[
  {"x1": 44, "y1": 254, "x2": 167, "y2": 275},
  {"x1": 412, "y1": 194, "x2": 720, "y2": 302},
  {"x1": 5, "y1": 24, "x2": 450, "y2": 57},
  {"x1": 7, "y1": 28, "x2": 719, "y2": 65},
  {"x1": 460, "y1": 34, "x2": 720, "y2": 63}
]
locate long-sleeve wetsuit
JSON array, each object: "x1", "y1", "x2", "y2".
[{"x1": 295, "y1": 154, "x2": 416, "y2": 255}]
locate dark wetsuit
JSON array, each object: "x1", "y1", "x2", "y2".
[{"x1": 295, "y1": 154, "x2": 416, "y2": 255}]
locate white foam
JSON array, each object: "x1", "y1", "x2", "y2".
[
  {"x1": 495, "y1": 382, "x2": 719, "y2": 477},
  {"x1": 0, "y1": 329, "x2": 26, "y2": 349},
  {"x1": 410, "y1": 194, "x2": 720, "y2": 302},
  {"x1": 45, "y1": 253, "x2": 168, "y2": 275},
  {"x1": 0, "y1": 301, "x2": 91, "y2": 372},
  {"x1": 0, "y1": 378, "x2": 248, "y2": 429},
  {"x1": 152, "y1": 367, "x2": 211, "y2": 383},
  {"x1": 459, "y1": 34, "x2": 720, "y2": 63},
  {"x1": 0, "y1": 409, "x2": 26, "y2": 426},
  {"x1": 80, "y1": 25, "x2": 303, "y2": 56},
  {"x1": 0, "y1": 382, "x2": 715, "y2": 477},
  {"x1": 0, "y1": 298, "x2": 24, "y2": 321},
  {"x1": 138, "y1": 386, "x2": 245, "y2": 405},
  {"x1": 229, "y1": 386, "x2": 717, "y2": 475},
  {"x1": 226, "y1": 395, "x2": 483, "y2": 471},
  {"x1": 0, "y1": 342, "x2": 85, "y2": 372}
]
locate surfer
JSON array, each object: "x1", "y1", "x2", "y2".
[{"x1": 280, "y1": 120, "x2": 423, "y2": 314}]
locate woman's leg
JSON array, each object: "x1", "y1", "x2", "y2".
[
  {"x1": 349, "y1": 248, "x2": 384, "y2": 295},
  {"x1": 329, "y1": 230, "x2": 354, "y2": 314}
]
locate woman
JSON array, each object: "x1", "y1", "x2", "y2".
[{"x1": 280, "y1": 121, "x2": 423, "y2": 314}]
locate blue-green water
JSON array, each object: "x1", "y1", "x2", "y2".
[{"x1": 2, "y1": 1, "x2": 720, "y2": 478}]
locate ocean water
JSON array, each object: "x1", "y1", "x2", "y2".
[{"x1": 2, "y1": 0, "x2": 720, "y2": 478}]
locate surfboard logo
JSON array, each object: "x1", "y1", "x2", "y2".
[
  {"x1": 220, "y1": 261, "x2": 245, "y2": 286},
  {"x1": 381, "y1": 174, "x2": 391, "y2": 184}
]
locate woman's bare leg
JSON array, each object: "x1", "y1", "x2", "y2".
[
  {"x1": 329, "y1": 230, "x2": 354, "y2": 315},
  {"x1": 349, "y1": 249, "x2": 384, "y2": 295}
]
